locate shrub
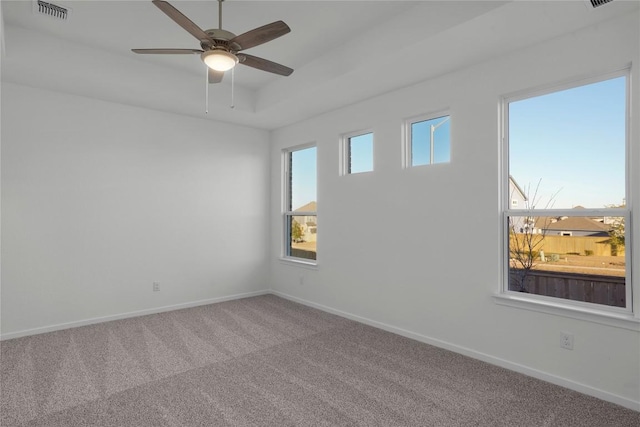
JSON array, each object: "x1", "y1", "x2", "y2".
[{"x1": 584, "y1": 249, "x2": 594, "y2": 256}]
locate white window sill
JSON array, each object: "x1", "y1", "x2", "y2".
[
  {"x1": 279, "y1": 257, "x2": 318, "y2": 270},
  {"x1": 493, "y1": 293, "x2": 640, "y2": 331}
]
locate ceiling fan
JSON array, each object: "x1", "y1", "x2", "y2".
[{"x1": 132, "y1": 0, "x2": 294, "y2": 84}]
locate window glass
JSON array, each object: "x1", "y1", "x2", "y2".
[
  {"x1": 509, "y1": 77, "x2": 625, "y2": 209},
  {"x1": 290, "y1": 146, "x2": 317, "y2": 211},
  {"x1": 288, "y1": 215, "x2": 317, "y2": 261},
  {"x1": 411, "y1": 115, "x2": 450, "y2": 166},
  {"x1": 508, "y1": 214, "x2": 626, "y2": 307},
  {"x1": 347, "y1": 133, "x2": 373, "y2": 174}
]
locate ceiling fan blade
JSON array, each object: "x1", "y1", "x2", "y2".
[
  {"x1": 132, "y1": 48, "x2": 203, "y2": 54},
  {"x1": 208, "y1": 69, "x2": 224, "y2": 84},
  {"x1": 152, "y1": 0, "x2": 213, "y2": 44},
  {"x1": 238, "y1": 54, "x2": 293, "y2": 76},
  {"x1": 230, "y1": 21, "x2": 290, "y2": 51}
]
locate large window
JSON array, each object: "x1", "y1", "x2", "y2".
[
  {"x1": 404, "y1": 112, "x2": 451, "y2": 167},
  {"x1": 503, "y1": 73, "x2": 630, "y2": 312},
  {"x1": 283, "y1": 145, "x2": 317, "y2": 262}
]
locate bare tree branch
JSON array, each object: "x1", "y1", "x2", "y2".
[{"x1": 508, "y1": 179, "x2": 559, "y2": 292}]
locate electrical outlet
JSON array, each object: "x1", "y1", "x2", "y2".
[
  {"x1": 560, "y1": 332, "x2": 574, "y2": 350},
  {"x1": 153, "y1": 282, "x2": 160, "y2": 292}
]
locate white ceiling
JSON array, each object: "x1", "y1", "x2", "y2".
[{"x1": 2, "y1": 0, "x2": 638, "y2": 130}]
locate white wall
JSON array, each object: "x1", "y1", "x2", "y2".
[
  {"x1": 269, "y1": 12, "x2": 640, "y2": 409},
  {"x1": 1, "y1": 83, "x2": 270, "y2": 337}
]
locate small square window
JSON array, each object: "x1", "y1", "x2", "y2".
[
  {"x1": 404, "y1": 113, "x2": 450, "y2": 167},
  {"x1": 341, "y1": 131, "x2": 373, "y2": 175}
]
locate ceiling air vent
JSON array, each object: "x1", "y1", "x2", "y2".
[
  {"x1": 585, "y1": 0, "x2": 614, "y2": 9},
  {"x1": 33, "y1": 0, "x2": 71, "y2": 20}
]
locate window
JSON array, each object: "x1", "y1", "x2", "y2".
[
  {"x1": 503, "y1": 73, "x2": 630, "y2": 311},
  {"x1": 341, "y1": 131, "x2": 373, "y2": 174},
  {"x1": 283, "y1": 145, "x2": 317, "y2": 262},
  {"x1": 404, "y1": 112, "x2": 450, "y2": 167}
]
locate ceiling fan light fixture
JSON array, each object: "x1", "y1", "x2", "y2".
[{"x1": 202, "y1": 50, "x2": 238, "y2": 71}]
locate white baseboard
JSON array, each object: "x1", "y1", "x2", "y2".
[
  {"x1": 0, "y1": 290, "x2": 270, "y2": 341},
  {"x1": 270, "y1": 290, "x2": 640, "y2": 412}
]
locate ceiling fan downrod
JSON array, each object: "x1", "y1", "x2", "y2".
[{"x1": 218, "y1": 0, "x2": 223, "y2": 30}]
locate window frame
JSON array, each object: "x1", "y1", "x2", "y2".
[
  {"x1": 340, "y1": 129, "x2": 374, "y2": 175},
  {"x1": 282, "y1": 143, "x2": 318, "y2": 265},
  {"x1": 402, "y1": 110, "x2": 451, "y2": 168},
  {"x1": 499, "y1": 69, "x2": 634, "y2": 320}
]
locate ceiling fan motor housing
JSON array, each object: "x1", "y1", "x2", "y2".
[{"x1": 203, "y1": 29, "x2": 241, "y2": 51}]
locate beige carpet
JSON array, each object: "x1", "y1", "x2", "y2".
[{"x1": 1, "y1": 295, "x2": 638, "y2": 426}]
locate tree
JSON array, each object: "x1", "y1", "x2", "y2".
[
  {"x1": 291, "y1": 219, "x2": 304, "y2": 243},
  {"x1": 605, "y1": 203, "x2": 625, "y2": 255},
  {"x1": 509, "y1": 179, "x2": 559, "y2": 292},
  {"x1": 609, "y1": 219, "x2": 625, "y2": 247},
  {"x1": 509, "y1": 218, "x2": 547, "y2": 292}
]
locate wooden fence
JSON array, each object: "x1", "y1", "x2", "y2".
[
  {"x1": 290, "y1": 248, "x2": 316, "y2": 260},
  {"x1": 511, "y1": 234, "x2": 624, "y2": 257},
  {"x1": 509, "y1": 269, "x2": 625, "y2": 307}
]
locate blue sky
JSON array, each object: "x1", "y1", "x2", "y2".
[
  {"x1": 349, "y1": 133, "x2": 374, "y2": 174},
  {"x1": 290, "y1": 146, "x2": 317, "y2": 211},
  {"x1": 290, "y1": 75, "x2": 626, "y2": 211},
  {"x1": 412, "y1": 116, "x2": 451, "y2": 166},
  {"x1": 509, "y1": 76, "x2": 626, "y2": 209}
]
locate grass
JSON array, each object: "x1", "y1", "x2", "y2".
[{"x1": 528, "y1": 254, "x2": 625, "y2": 277}]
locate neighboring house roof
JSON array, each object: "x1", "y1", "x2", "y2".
[
  {"x1": 532, "y1": 217, "x2": 556, "y2": 229},
  {"x1": 541, "y1": 216, "x2": 611, "y2": 232},
  {"x1": 509, "y1": 176, "x2": 527, "y2": 202},
  {"x1": 294, "y1": 201, "x2": 317, "y2": 212}
]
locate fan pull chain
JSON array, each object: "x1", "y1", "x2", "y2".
[
  {"x1": 205, "y1": 67, "x2": 209, "y2": 114},
  {"x1": 231, "y1": 67, "x2": 235, "y2": 109}
]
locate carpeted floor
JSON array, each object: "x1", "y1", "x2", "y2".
[{"x1": 1, "y1": 295, "x2": 638, "y2": 426}]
